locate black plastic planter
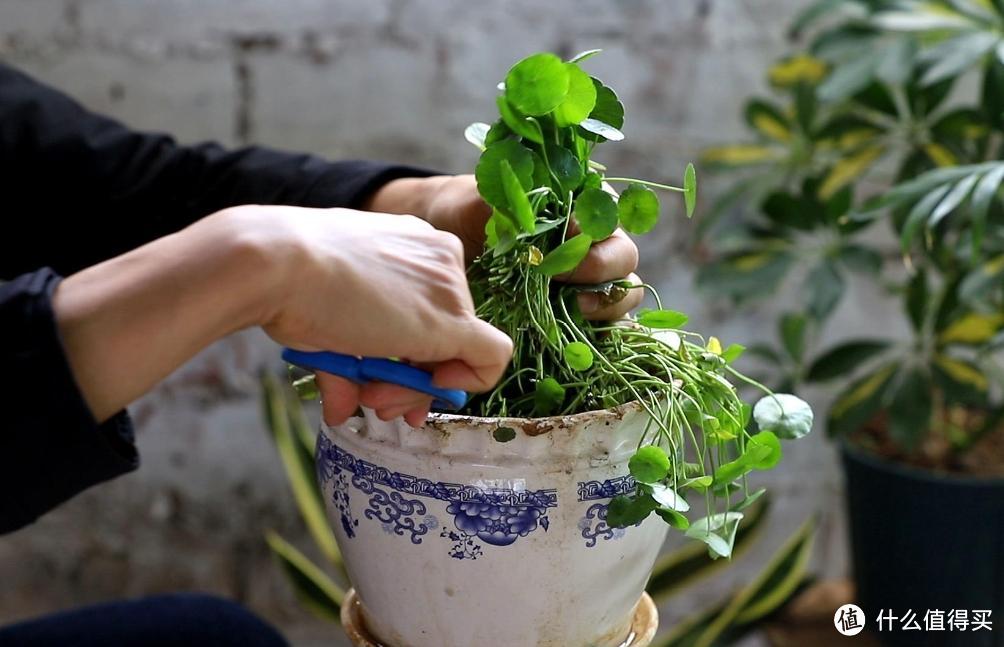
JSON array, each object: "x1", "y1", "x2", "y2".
[{"x1": 842, "y1": 442, "x2": 1004, "y2": 647}]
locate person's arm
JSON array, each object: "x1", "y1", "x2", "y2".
[
  {"x1": 0, "y1": 204, "x2": 512, "y2": 534},
  {"x1": 0, "y1": 63, "x2": 434, "y2": 278}
]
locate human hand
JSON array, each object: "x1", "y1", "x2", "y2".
[
  {"x1": 365, "y1": 174, "x2": 643, "y2": 320},
  {"x1": 214, "y1": 205, "x2": 513, "y2": 427}
]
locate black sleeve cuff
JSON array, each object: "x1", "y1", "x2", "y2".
[
  {"x1": 0, "y1": 268, "x2": 139, "y2": 535},
  {"x1": 297, "y1": 160, "x2": 439, "y2": 209}
]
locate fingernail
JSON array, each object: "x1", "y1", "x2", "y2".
[{"x1": 577, "y1": 293, "x2": 600, "y2": 314}]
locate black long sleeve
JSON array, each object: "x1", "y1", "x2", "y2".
[{"x1": 0, "y1": 63, "x2": 435, "y2": 534}]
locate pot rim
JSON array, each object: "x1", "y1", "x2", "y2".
[
  {"x1": 840, "y1": 437, "x2": 1004, "y2": 488},
  {"x1": 423, "y1": 399, "x2": 644, "y2": 430}
]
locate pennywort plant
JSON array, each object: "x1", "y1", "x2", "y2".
[{"x1": 462, "y1": 50, "x2": 812, "y2": 557}]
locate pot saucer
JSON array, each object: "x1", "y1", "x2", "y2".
[{"x1": 340, "y1": 588, "x2": 659, "y2": 647}]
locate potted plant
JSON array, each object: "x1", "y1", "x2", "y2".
[
  {"x1": 699, "y1": 2, "x2": 1004, "y2": 645},
  {"x1": 293, "y1": 50, "x2": 812, "y2": 647}
]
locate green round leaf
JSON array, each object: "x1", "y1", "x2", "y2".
[
  {"x1": 683, "y1": 163, "x2": 697, "y2": 218},
  {"x1": 637, "y1": 309, "x2": 689, "y2": 329},
  {"x1": 475, "y1": 139, "x2": 535, "y2": 215},
  {"x1": 505, "y1": 52, "x2": 570, "y2": 116},
  {"x1": 496, "y1": 95, "x2": 543, "y2": 144},
  {"x1": 574, "y1": 188, "x2": 618, "y2": 240},
  {"x1": 629, "y1": 445, "x2": 671, "y2": 483},
  {"x1": 535, "y1": 233, "x2": 592, "y2": 276},
  {"x1": 534, "y1": 377, "x2": 566, "y2": 416},
  {"x1": 618, "y1": 184, "x2": 660, "y2": 234},
  {"x1": 655, "y1": 508, "x2": 690, "y2": 530},
  {"x1": 554, "y1": 63, "x2": 597, "y2": 127},
  {"x1": 753, "y1": 394, "x2": 814, "y2": 439},
  {"x1": 545, "y1": 144, "x2": 584, "y2": 196},
  {"x1": 606, "y1": 494, "x2": 657, "y2": 528},
  {"x1": 744, "y1": 431, "x2": 782, "y2": 470},
  {"x1": 579, "y1": 78, "x2": 624, "y2": 143},
  {"x1": 563, "y1": 341, "x2": 594, "y2": 371}
]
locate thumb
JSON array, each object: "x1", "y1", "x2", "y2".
[{"x1": 432, "y1": 318, "x2": 512, "y2": 392}]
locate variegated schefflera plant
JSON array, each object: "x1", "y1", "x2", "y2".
[{"x1": 698, "y1": 0, "x2": 1004, "y2": 462}]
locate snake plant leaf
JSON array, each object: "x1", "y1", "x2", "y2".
[
  {"x1": 504, "y1": 52, "x2": 569, "y2": 116},
  {"x1": 647, "y1": 497, "x2": 770, "y2": 604},
  {"x1": 265, "y1": 530, "x2": 344, "y2": 623},
  {"x1": 262, "y1": 373, "x2": 342, "y2": 568},
  {"x1": 554, "y1": 63, "x2": 597, "y2": 127},
  {"x1": 535, "y1": 233, "x2": 592, "y2": 276},
  {"x1": 752, "y1": 394, "x2": 814, "y2": 440}
]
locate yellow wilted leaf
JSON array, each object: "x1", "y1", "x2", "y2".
[
  {"x1": 819, "y1": 146, "x2": 884, "y2": 199},
  {"x1": 702, "y1": 144, "x2": 783, "y2": 166},
  {"x1": 830, "y1": 365, "x2": 895, "y2": 419},
  {"x1": 939, "y1": 313, "x2": 1004, "y2": 345},
  {"x1": 924, "y1": 143, "x2": 957, "y2": 167},
  {"x1": 752, "y1": 114, "x2": 791, "y2": 142},
  {"x1": 935, "y1": 355, "x2": 988, "y2": 390},
  {"x1": 707, "y1": 336, "x2": 723, "y2": 354},
  {"x1": 769, "y1": 55, "x2": 827, "y2": 86}
]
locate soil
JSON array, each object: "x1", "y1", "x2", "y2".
[{"x1": 849, "y1": 410, "x2": 1004, "y2": 478}]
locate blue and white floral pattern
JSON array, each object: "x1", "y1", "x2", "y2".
[
  {"x1": 576, "y1": 475, "x2": 640, "y2": 547},
  {"x1": 316, "y1": 434, "x2": 557, "y2": 560}
]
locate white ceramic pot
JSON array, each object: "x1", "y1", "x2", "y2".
[{"x1": 316, "y1": 403, "x2": 669, "y2": 647}]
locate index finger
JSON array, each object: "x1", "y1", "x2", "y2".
[{"x1": 432, "y1": 318, "x2": 513, "y2": 392}]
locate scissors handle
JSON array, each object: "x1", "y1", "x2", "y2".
[{"x1": 281, "y1": 348, "x2": 468, "y2": 411}]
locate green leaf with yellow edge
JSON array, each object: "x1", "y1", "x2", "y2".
[
  {"x1": 265, "y1": 530, "x2": 344, "y2": 622},
  {"x1": 925, "y1": 142, "x2": 958, "y2": 167},
  {"x1": 262, "y1": 373, "x2": 342, "y2": 569},
  {"x1": 499, "y1": 158, "x2": 536, "y2": 233},
  {"x1": 647, "y1": 497, "x2": 770, "y2": 604},
  {"x1": 960, "y1": 255, "x2": 1004, "y2": 301},
  {"x1": 535, "y1": 233, "x2": 592, "y2": 276},
  {"x1": 939, "y1": 312, "x2": 1004, "y2": 345},
  {"x1": 769, "y1": 54, "x2": 827, "y2": 86},
  {"x1": 554, "y1": 63, "x2": 597, "y2": 127},
  {"x1": 968, "y1": 166, "x2": 1004, "y2": 256},
  {"x1": 934, "y1": 354, "x2": 989, "y2": 390},
  {"x1": 744, "y1": 99, "x2": 791, "y2": 142},
  {"x1": 827, "y1": 364, "x2": 897, "y2": 436},
  {"x1": 701, "y1": 144, "x2": 784, "y2": 166},
  {"x1": 504, "y1": 52, "x2": 569, "y2": 116},
  {"x1": 818, "y1": 146, "x2": 884, "y2": 199}
]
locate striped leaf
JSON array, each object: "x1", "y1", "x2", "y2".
[
  {"x1": 262, "y1": 372, "x2": 343, "y2": 569},
  {"x1": 265, "y1": 531, "x2": 345, "y2": 623}
]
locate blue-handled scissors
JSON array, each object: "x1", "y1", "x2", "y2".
[{"x1": 281, "y1": 348, "x2": 468, "y2": 411}]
